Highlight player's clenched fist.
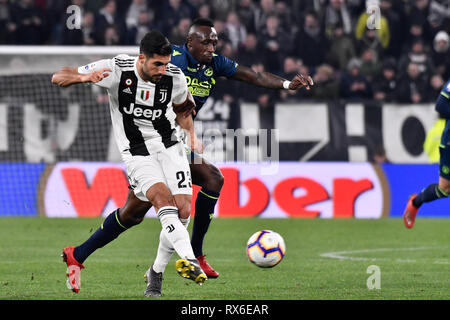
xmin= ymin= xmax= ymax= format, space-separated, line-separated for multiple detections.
xmin=289 ymin=73 xmax=314 ymax=90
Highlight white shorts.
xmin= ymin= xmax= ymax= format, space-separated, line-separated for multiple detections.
xmin=122 ymin=142 xmax=192 ymax=202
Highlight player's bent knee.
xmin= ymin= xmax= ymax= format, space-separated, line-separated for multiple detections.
xmin=146 ymin=183 xmax=175 ymax=210
xmin=204 ymin=164 xmax=224 ymax=191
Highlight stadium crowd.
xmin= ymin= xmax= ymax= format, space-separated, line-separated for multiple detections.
xmin=1 ymin=0 xmax=450 ymax=104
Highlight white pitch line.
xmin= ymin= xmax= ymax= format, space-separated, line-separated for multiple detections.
xmin=320 ymin=247 xmax=450 ymax=264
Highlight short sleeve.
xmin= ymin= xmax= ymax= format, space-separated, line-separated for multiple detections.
xmin=214 ymin=54 xmax=238 ymax=78
xmin=441 ymin=80 xmax=450 ymax=99
xmin=77 ymin=58 xmax=115 ymax=89
xmin=172 ymin=72 xmax=189 ymax=105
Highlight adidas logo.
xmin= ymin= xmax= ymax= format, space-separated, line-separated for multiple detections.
xmin=122 ymin=87 xmax=132 ymax=94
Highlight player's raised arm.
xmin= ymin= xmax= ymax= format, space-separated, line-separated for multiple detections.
xmin=51 ymin=67 xmax=112 ymax=87
xmin=231 ymin=64 xmax=314 ymax=91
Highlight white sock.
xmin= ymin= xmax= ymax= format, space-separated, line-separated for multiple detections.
xmin=157 ymin=206 xmax=195 ymax=261
xmin=153 ymin=216 xmax=191 ymax=274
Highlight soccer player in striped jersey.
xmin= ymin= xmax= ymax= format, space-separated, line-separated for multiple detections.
xmin=403 ymin=78 xmax=450 ymax=228
xmin=54 ymin=19 xmax=313 ymax=297
xmin=52 ymin=30 xmax=207 ymax=294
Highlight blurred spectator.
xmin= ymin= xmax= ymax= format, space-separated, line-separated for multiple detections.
xmin=428 ymin=73 xmax=445 ymax=101
xmin=326 ymin=21 xmax=356 ymax=71
xmin=379 ymin=0 xmax=403 ymax=57
xmin=407 ymin=0 xmax=433 ymax=43
xmin=224 ymin=11 xmax=247 ymax=51
xmin=236 ymin=0 xmax=256 ymax=33
xmin=398 ymin=39 xmax=435 ymax=80
xmin=157 ymin=0 xmax=192 ymax=35
xmin=324 ymin=0 xmax=353 ymax=37
xmin=431 ymin=30 xmax=450 ymax=78
xmin=372 ymin=58 xmax=398 ymax=102
xmin=218 ymin=41 xmax=235 ymax=59
xmin=428 ymin=0 xmax=450 ymax=33
xmin=259 ymin=14 xmax=292 ymax=74
xmin=208 ymin=0 xmax=232 ymax=20
xmin=80 ymin=11 xmax=96 ymax=45
xmin=311 ymin=64 xmax=340 ymax=101
xmin=396 ymin=62 xmax=429 ymax=103
xmin=345 ymin=0 xmax=366 ymax=20
xmin=355 ymin=0 xmax=390 ymax=53
xmin=0 ymin=0 xmax=17 ymax=44
xmin=355 ymin=27 xmax=385 ymax=59
xmin=169 ymin=17 xmax=191 ymax=45
xmin=359 ymin=48 xmax=380 ymax=81
xmin=254 ymin=0 xmax=275 ymax=32
xmin=102 ymin=25 xmax=120 ymax=46
xmin=95 ymin=0 xmax=125 ymax=44
xmin=96 ymin=0 xmax=117 ymax=31
xmin=212 ymin=18 xmax=231 ymax=49
xmin=12 ymin=0 xmax=45 ymax=44
xmin=294 ymin=10 xmax=329 ymax=72
xmin=340 ymin=58 xmax=372 ymax=100
xmin=274 ymin=1 xmax=295 ymax=33
xmin=197 ymin=3 xmax=213 ymax=20
xmin=404 ymin=22 xmax=427 ymax=52
xmin=125 ymin=10 xmax=155 ymax=45
xmin=125 ymin=0 xmax=151 ymax=30
xmin=237 ymin=33 xmax=261 ymax=66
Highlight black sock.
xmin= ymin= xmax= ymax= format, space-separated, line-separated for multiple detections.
xmin=73 ymin=209 xmax=128 ymax=264
xmin=413 ymin=183 xmax=448 ymax=208
xmin=191 ymin=189 xmax=220 ymax=257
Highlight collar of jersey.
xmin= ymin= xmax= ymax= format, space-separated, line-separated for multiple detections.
xmin=183 ymin=44 xmax=209 ymax=71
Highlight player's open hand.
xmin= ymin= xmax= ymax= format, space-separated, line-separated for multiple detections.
xmin=289 ymin=73 xmax=314 ymax=90
xmin=82 ymin=68 xmax=112 ymax=84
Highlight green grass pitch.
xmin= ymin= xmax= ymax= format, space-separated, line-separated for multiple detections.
xmin=0 ymin=217 xmax=449 ymax=300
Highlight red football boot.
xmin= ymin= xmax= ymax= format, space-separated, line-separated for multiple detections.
xmin=403 ymin=194 xmax=419 ymax=229
xmin=62 ymin=246 xmax=85 ymax=293
xmin=196 ymin=255 xmax=219 ymax=278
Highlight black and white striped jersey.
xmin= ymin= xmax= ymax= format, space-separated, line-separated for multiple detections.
xmin=78 ymin=54 xmax=188 ymax=156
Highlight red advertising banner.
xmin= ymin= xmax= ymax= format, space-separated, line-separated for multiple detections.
xmin=42 ymin=162 xmax=388 ymax=218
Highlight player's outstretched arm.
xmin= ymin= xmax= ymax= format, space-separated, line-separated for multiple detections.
xmin=231 ymin=65 xmax=314 ymax=91
xmin=51 ymin=67 xmax=112 ymax=87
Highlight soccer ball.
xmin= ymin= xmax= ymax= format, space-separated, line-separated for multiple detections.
xmin=246 ymin=230 xmax=286 ymax=268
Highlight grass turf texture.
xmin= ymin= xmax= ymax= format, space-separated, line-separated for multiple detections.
xmin=0 ymin=217 xmax=449 ymax=300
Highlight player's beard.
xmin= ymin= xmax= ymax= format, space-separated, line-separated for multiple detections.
xmin=150 ymin=74 xmax=163 ymax=83
xmin=140 ymin=65 xmax=162 ymax=83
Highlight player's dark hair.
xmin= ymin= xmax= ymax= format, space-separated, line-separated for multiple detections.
xmin=139 ymin=30 xmax=172 ymax=57
xmin=190 ymin=18 xmax=214 ymax=28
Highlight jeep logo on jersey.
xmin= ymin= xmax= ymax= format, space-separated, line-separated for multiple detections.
xmin=140 ymin=90 xmax=150 ymax=101
xmin=122 ymin=103 xmax=163 ymax=120
xmin=158 ymin=89 xmax=168 ymax=103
